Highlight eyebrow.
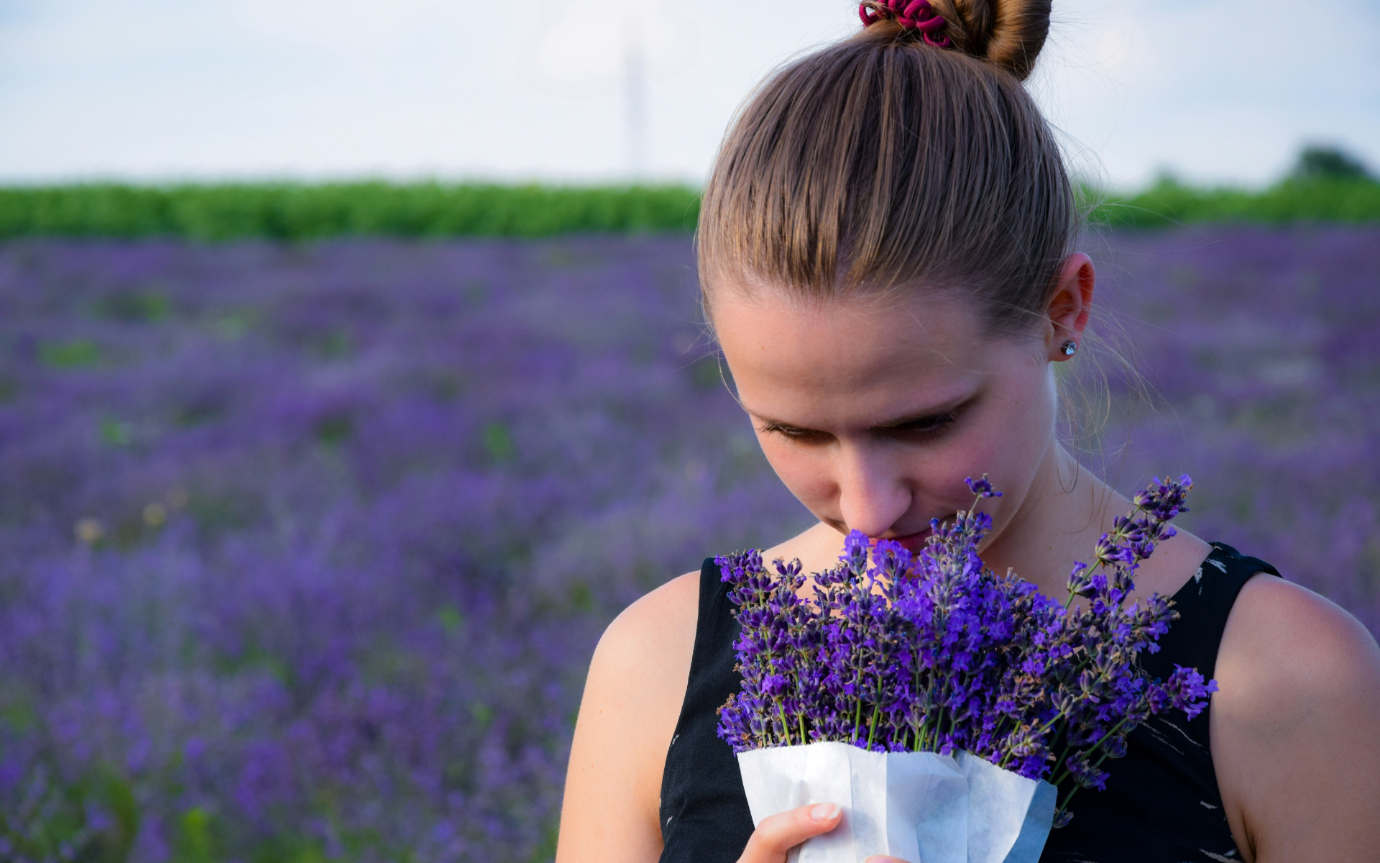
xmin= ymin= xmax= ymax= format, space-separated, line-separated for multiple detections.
xmin=749 ymin=393 xmax=975 ymax=434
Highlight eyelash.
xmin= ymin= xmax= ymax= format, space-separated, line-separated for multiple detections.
xmin=761 ymin=411 xmax=959 ymax=443
xmin=893 ymin=411 xmax=959 ymax=438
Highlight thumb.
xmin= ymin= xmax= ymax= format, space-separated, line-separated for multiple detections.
xmin=737 ymin=803 xmax=843 ymax=862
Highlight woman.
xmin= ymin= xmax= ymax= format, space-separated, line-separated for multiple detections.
xmin=556 ymin=1 xmax=1380 ymax=861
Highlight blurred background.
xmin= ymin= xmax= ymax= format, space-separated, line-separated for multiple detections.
xmin=0 ymin=1 xmax=1377 ymax=861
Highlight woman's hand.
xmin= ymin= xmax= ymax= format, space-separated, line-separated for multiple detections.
xmin=735 ymin=803 xmax=841 ymax=862
xmin=734 ymin=803 xmax=913 ymax=863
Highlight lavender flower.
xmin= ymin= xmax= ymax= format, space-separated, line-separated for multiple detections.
xmin=3 ymin=226 xmax=1373 ymax=857
xmin=965 ymin=476 xmax=1003 ymax=498
xmin=0 ymin=236 xmax=810 ymax=861
xmin=718 ymin=474 xmax=1214 ymax=826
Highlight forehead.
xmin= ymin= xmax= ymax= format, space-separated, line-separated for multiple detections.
xmin=711 ymin=287 xmax=991 ymax=425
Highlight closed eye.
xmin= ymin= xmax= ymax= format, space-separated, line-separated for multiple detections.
xmin=881 ymin=411 xmax=958 ymax=438
xmin=758 ymin=409 xmax=961 ymax=443
xmin=758 ymin=421 xmax=828 ymax=443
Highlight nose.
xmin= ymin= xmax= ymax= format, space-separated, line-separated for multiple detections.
xmin=834 ymin=442 xmax=912 ymax=538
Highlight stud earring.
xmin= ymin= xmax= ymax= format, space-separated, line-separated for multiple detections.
xmin=1061 ymin=340 xmax=1078 ymax=357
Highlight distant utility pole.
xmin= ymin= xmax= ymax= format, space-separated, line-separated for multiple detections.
xmin=624 ymin=14 xmax=648 ymax=181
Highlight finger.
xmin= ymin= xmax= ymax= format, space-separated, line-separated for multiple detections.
xmin=738 ymin=803 xmax=843 ymax=861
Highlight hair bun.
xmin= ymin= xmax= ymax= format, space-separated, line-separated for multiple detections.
xmin=858 ymin=0 xmax=1051 ymax=80
xmin=930 ymin=0 xmax=1051 ymax=80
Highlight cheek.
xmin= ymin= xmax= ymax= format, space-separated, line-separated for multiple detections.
xmin=913 ymin=429 xmax=1009 ymax=508
xmin=756 ymin=434 xmax=835 ymax=508
xmin=955 ymin=370 xmax=1057 ymax=485
xmin=918 ymin=376 xmax=1057 ymax=497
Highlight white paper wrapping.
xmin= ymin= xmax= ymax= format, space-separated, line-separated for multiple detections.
xmin=737 ymin=742 xmax=1055 ymax=863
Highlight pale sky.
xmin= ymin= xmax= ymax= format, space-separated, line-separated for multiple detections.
xmin=0 ymin=0 xmax=1376 ymax=188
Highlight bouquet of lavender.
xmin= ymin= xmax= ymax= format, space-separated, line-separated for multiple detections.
xmin=717 ymin=476 xmax=1215 ymax=863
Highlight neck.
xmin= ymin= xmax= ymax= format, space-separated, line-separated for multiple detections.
xmin=979 ymin=444 xmax=1127 ymax=600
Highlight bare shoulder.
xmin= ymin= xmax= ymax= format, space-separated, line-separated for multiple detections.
xmin=555 ymin=570 xmax=701 ymax=863
xmin=557 ymin=526 xmax=834 ymax=863
xmin=1212 ymin=573 xmax=1380 ymax=862
xmin=577 ymin=569 xmax=703 ymax=747
xmin=1217 ymin=575 xmax=1380 ymax=716
xmin=599 ymin=568 xmax=702 ymax=678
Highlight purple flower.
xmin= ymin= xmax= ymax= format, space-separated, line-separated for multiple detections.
xmin=965 ymin=475 xmax=1003 ymax=498
xmin=719 ymin=474 xmax=1213 ymax=829
xmin=1133 ymin=474 xmax=1193 ymax=523
xmin=5 ymin=228 xmax=1376 ymax=856
xmin=1154 ymin=665 xmax=1217 ymax=722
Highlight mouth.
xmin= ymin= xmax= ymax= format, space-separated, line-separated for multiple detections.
xmin=886 ymin=527 xmax=934 ymax=554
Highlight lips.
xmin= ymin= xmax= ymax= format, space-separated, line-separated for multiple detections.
xmin=886 ymin=526 xmax=934 ymax=554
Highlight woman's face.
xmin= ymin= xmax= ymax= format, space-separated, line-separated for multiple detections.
xmin=712 ymin=286 xmax=1061 ymax=554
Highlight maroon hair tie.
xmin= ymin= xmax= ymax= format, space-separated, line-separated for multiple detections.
xmin=859 ymin=0 xmax=953 ymax=48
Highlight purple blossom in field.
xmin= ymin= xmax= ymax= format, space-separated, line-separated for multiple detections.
xmin=0 ymin=224 xmax=1376 ymax=856
xmin=1080 ymin=226 xmax=1380 ymax=634
xmin=0 ymin=238 xmax=808 ymax=861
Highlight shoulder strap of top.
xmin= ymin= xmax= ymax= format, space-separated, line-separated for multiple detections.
xmin=1140 ymin=542 xmax=1281 ymax=684
xmin=687 ymin=556 xmax=740 ymax=708
xmin=657 ymin=559 xmax=755 ymax=857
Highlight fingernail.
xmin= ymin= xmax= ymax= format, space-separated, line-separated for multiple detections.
xmin=810 ymin=803 xmax=841 ymax=822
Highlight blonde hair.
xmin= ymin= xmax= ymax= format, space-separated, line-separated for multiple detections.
xmin=697 ymin=1 xmax=1075 ymax=337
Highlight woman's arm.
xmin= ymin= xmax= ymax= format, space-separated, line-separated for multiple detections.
xmin=555 ymin=571 xmax=701 ymax=863
xmin=556 ymin=531 xmax=853 ymax=863
xmin=1213 ymin=575 xmax=1380 ymax=862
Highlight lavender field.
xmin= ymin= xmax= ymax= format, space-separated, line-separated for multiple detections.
xmin=0 ymin=227 xmax=1376 ymax=861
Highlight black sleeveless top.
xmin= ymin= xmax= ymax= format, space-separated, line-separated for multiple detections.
xmin=658 ymin=542 xmax=1280 ymax=863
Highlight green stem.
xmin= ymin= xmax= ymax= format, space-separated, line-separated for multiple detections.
xmin=778 ymin=703 xmax=793 ymax=747
xmin=1055 ymin=783 xmax=1080 ymax=820
xmin=1049 ymin=716 xmax=1131 ymax=787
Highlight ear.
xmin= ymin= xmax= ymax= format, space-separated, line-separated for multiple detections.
xmin=1044 ymin=253 xmax=1095 ymax=361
